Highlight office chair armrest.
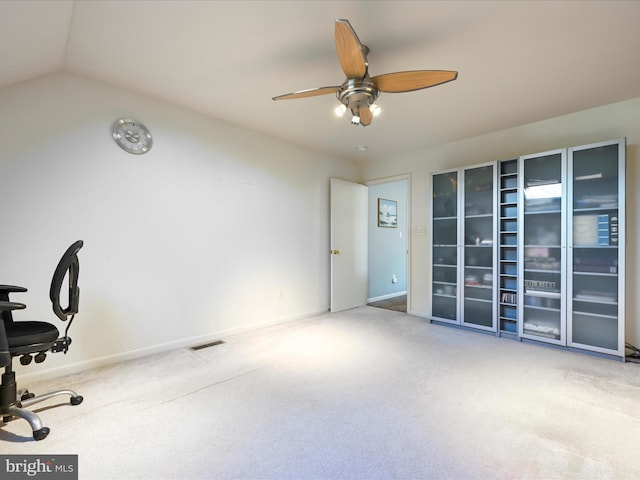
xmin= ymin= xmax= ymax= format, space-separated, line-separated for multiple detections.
xmin=0 ymin=300 xmax=26 ymax=311
xmin=0 ymin=285 xmax=27 ymax=303
xmin=0 ymin=285 xmax=28 ymax=293
xmin=0 ymin=301 xmax=24 ymax=368
xmin=0 ymin=285 xmax=27 ymax=301
xmin=1 ymin=301 xmax=25 ymax=367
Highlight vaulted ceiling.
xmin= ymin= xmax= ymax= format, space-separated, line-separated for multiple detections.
xmin=2 ymin=0 xmax=640 ymax=162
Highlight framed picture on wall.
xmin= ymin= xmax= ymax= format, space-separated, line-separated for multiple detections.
xmin=378 ymin=198 xmax=397 ymax=228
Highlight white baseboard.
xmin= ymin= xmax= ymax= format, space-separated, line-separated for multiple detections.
xmin=19 ymin=307 xmax=329 ymax=383
xmin=367 ymin=291 xmax=407 ymax=304
xmin=408 ymin=309 xmax=429 ymax=319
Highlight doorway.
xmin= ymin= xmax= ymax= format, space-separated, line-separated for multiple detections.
xmin=366 ymin=176 xmax=410 ymax=313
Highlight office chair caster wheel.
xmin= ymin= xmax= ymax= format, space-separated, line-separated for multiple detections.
xmin=70 ymin=395 xmax=83 ymax=406
xmin=33 ymin=427 xmax=50 ymax=441
xmin=20 ymin=354 xmax=33 ymax=366
xmin=34 ymin=352 xmax=47 ymax=363
xmin=21 ymin=391 xmax=35 ymax=401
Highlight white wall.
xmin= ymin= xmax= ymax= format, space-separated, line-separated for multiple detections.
xmin=361 ymin=97 xmax=640 ymax=348
xmin=0 ymin=72 xmax=359 ymax=379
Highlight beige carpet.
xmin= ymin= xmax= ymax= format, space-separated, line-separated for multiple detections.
xmin=2 ymin=306 xmax=640 ymax=479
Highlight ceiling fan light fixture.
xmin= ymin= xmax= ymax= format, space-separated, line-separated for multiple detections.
xmin=334 ymin=104 xmax=347 ymax=116
xmin=369 ymin=103 xmax=381 ymax=116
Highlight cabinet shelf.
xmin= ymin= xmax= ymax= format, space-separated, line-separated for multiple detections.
xmin=523 ymin=209 xmax=561 ymax=215
xmin=573 ymin=295 xmax=616 ymax=303
xmin=465 ymin=297 xmax=492 ymax=304
xmin=523 ymin=328 xmax=559 ymax=340
xmin=573 ymin=271 xmax=617 ymax=277
xmin=433 ymin=293 xmax=456 ymax=299
xmin=572 ymin=311 xmax=617 ymax=319
xmin=524 ymin=290 xmax=561 ymax=298
xmin=498 ymin=159 xmax=519 ymax=337
xmin=524 ymin=305 xmax=560 ymax=313
xmin=574 ymin=206 xmax=618 ymax=213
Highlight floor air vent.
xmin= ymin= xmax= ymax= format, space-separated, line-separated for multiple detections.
xmin=191 ymin=340 xmax=226 ymax=351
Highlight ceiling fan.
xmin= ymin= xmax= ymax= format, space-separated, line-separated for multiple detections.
xmin=272 ymin=19 xmax=458 ymax=126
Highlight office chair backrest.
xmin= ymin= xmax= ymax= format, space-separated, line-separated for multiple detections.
xmin=50 ymin=240 xmax=83 ymax=322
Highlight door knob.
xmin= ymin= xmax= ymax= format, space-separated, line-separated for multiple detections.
xmin=331 ymin=249 xmax=341 ymax=255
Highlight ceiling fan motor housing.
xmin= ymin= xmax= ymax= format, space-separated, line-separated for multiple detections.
xmin=338 ymin=78 xmax=379 ymax=120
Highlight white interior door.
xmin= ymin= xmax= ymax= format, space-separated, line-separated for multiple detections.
xmin=330 ymin=178 xmax=368 ymax=312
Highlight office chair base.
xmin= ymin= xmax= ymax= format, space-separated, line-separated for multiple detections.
xmin=21 ymin=389 xmax=84 ymax=409
xmin=1 ymin=371 xmax=83 ymax=441
xmin=2 ymin=405 xmax=50 ymax=440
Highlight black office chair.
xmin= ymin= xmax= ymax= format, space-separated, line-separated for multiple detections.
xmin=0 ymin=240 xmax=84 ymax=441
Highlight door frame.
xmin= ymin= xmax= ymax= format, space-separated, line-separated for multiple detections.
xmin=365 ymin=173 xmax=412 ymax=313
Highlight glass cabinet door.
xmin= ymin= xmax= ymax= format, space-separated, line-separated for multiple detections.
xmin=461 ymin=164 xmax=496 ymax=330
xmin=431 ymin=171 xmax=458 ymax=322
xmin=568 ymin=139 xmax=625 ymax=355
xmin=519 ymin=150 xmax=566 ymax=344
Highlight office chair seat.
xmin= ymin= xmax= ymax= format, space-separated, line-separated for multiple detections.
xmin=5 ymin=322 xmax=59 ymax=349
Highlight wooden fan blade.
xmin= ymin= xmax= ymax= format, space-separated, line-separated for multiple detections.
xmin=372 ymin=70 xmax=458 ymax=93
xmin=359 ymin=106 xmax=373 ymax=126
xmin=335 ymin=19 xmax=367 ymax=79
xmin=272 ymin=86 xmax=341 ymax=101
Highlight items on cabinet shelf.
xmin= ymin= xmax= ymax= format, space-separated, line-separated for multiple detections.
xmin=573 ymin=254 xmax=618 ymax=274
xmin=573 ymin=213 xmax=619 ymax=246
xmin=524 ymin=247 xmax=560 ymax=271
xmin=573 ymin=291 xmax=617 ymax=303
xmin=500 ymin=292 xmax=517 ymax=304
xmin=573 ymin=194 xmax=618 ymax=209
xmin=523 ymin=322 xmax=560 ymax=338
